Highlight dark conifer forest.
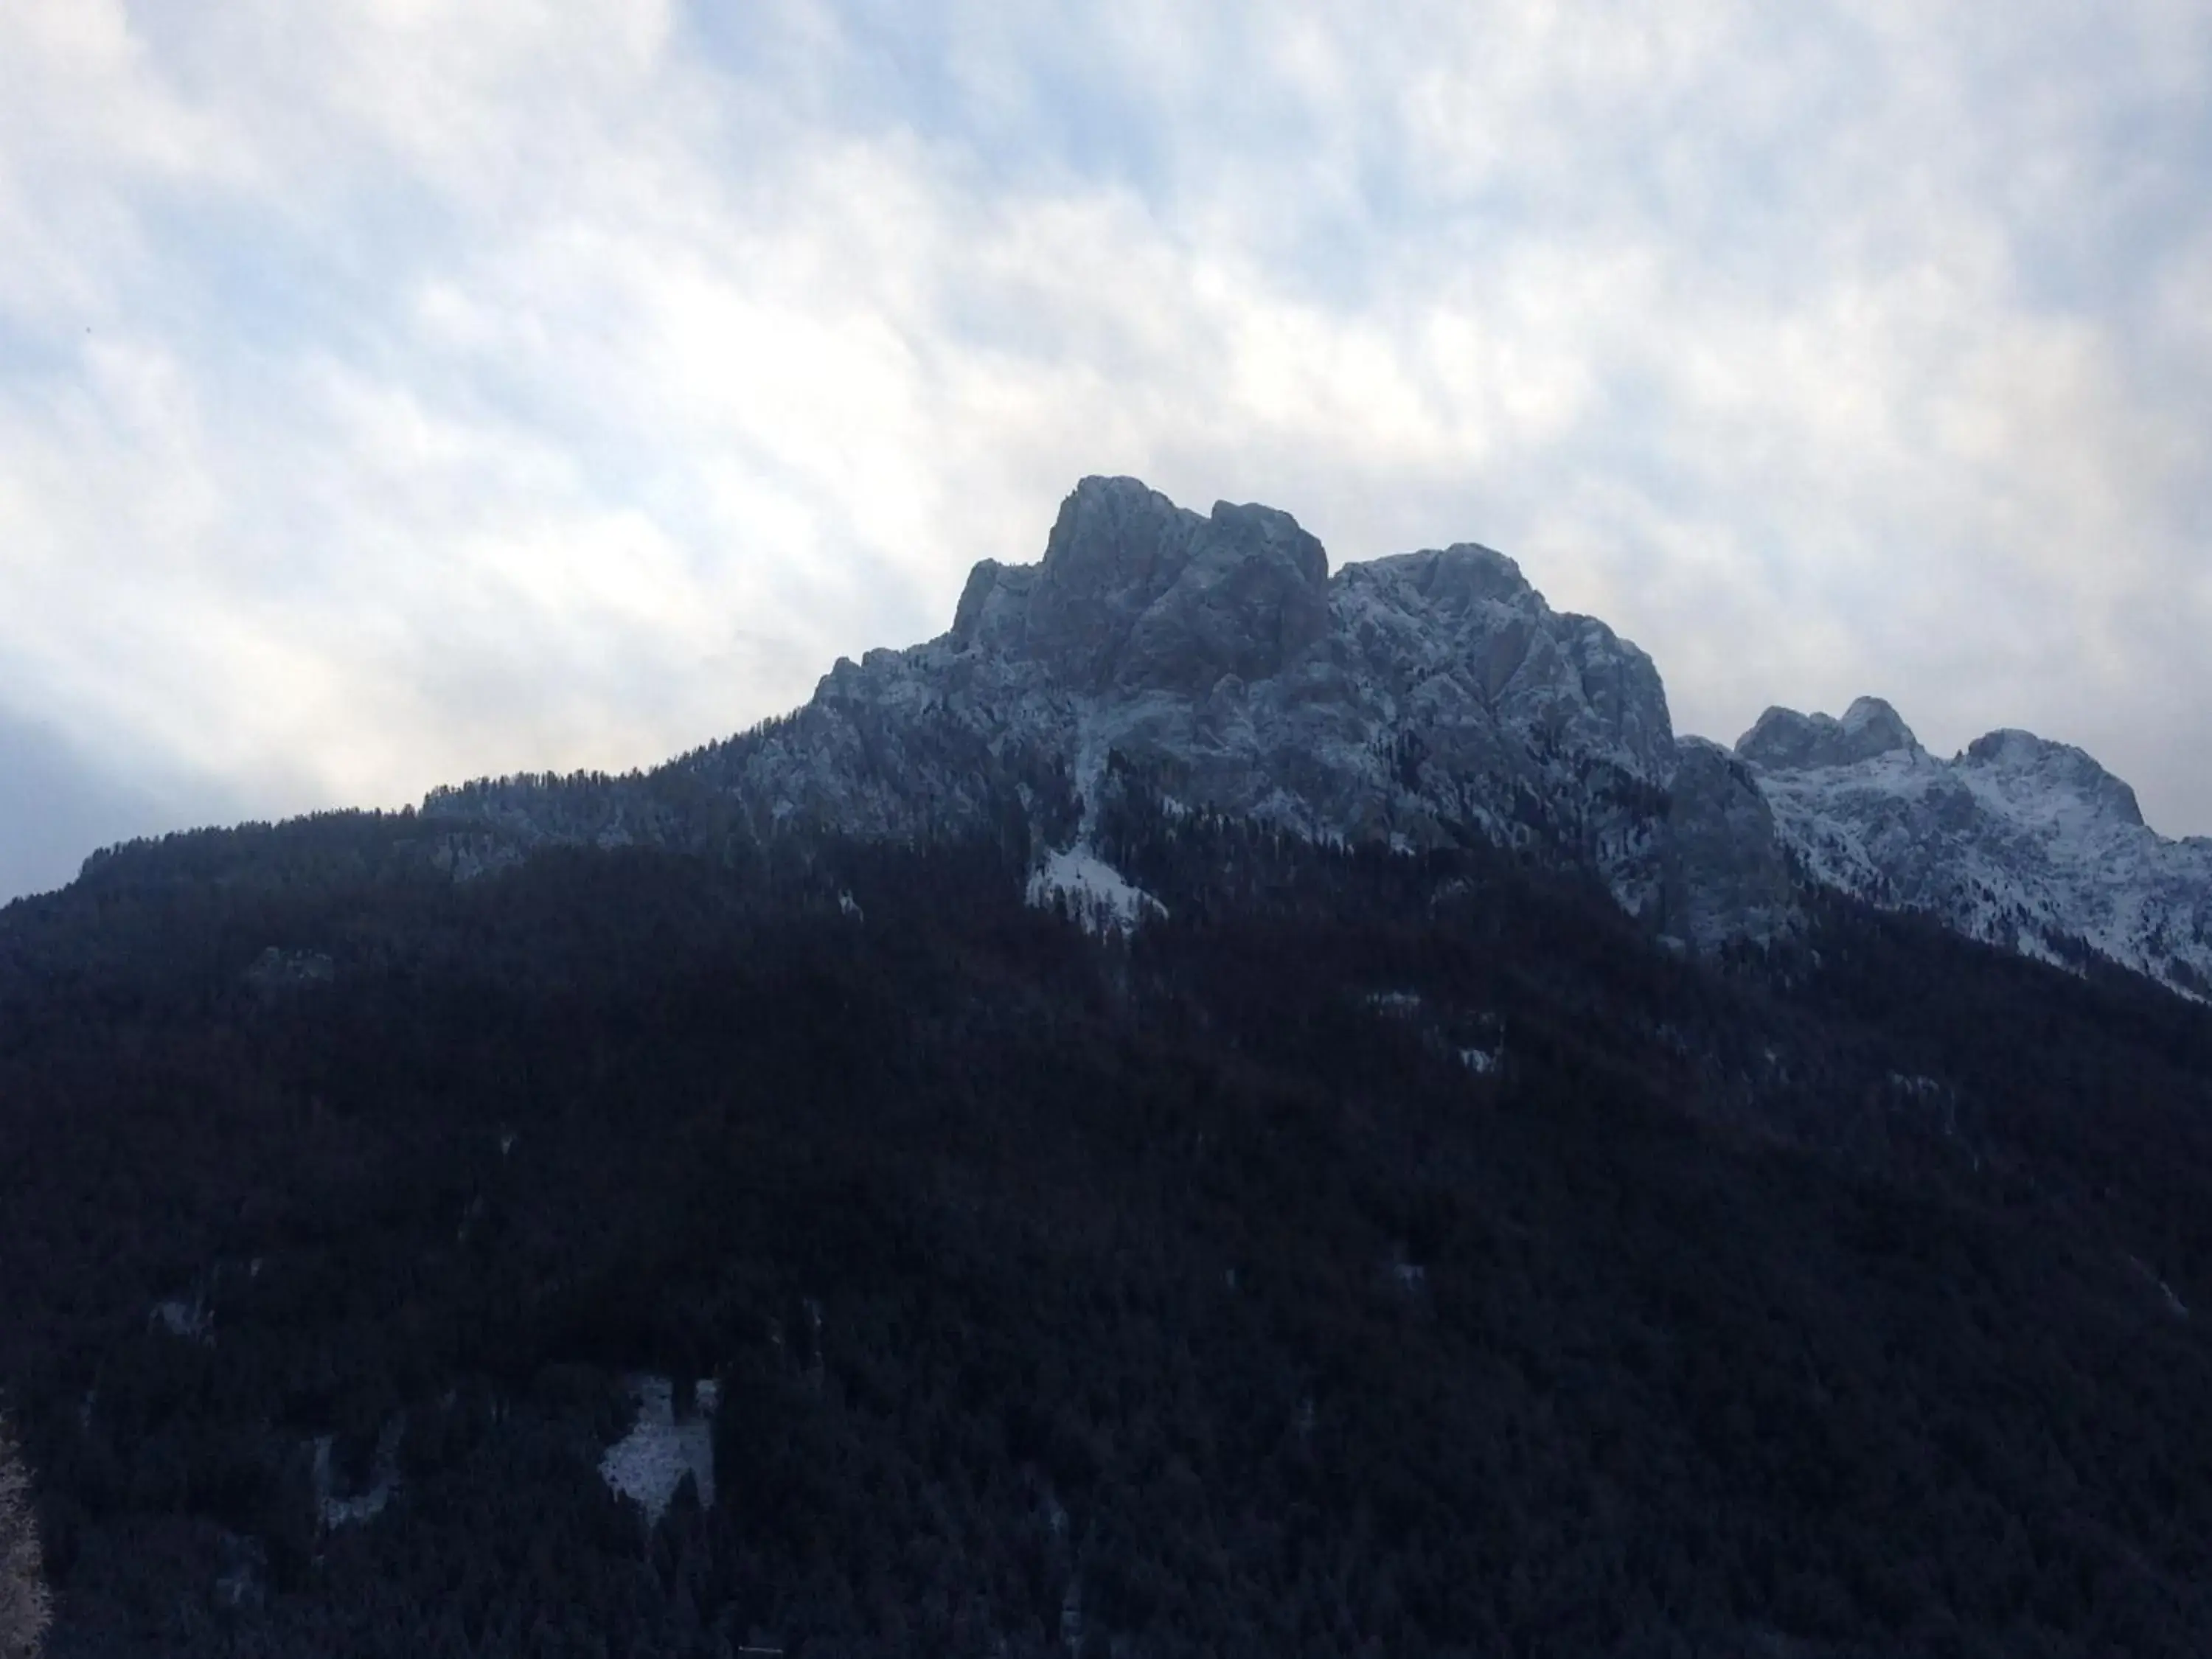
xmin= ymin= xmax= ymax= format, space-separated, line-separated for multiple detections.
xmin=4 ymin=784 xmax=2212 ymax=1656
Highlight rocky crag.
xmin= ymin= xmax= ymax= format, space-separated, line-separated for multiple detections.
xmin=424 ymin=476 xmax=2211 ymax=997
xmin=1738 ymin=697 xmax=2212 ymax=995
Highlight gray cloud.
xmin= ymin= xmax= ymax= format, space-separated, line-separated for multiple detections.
xmin=1 ymin=0 xmax=2209 ymax=902
xmin=0 ymin=700 xmax=244 ymax=903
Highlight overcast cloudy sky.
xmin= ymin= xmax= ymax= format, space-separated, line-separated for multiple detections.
xmin=3 ymin=1 xmax=2208 ymax=901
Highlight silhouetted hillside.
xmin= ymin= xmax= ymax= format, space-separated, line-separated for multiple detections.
xmin=4 ymin=791 xmax=2212 ymax=1657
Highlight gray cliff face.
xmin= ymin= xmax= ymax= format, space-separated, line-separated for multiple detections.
xmin=784 ymin=478 xmax=1678 ymax=911
xmin=951 ymin=482 xmax=1332 ymax=697
xmin=422 ymin=476 xmax=2210 ymax=998
xmin=1738 ymin=697 xmax=1923 ymax=771
xmin=1660 ymin=740 xmax=1795 ymax=953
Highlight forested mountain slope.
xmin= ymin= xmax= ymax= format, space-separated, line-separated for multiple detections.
xmin=5 ymin=784 xmax=2212 ymax=1657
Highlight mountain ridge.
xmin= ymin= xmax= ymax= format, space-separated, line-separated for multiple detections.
xmin=1735 ymin=696 xmax=2212 ymax=996
xmin=410 ymin=476 xmax=2208 ymax=999
xmin=422 ymin=476 xmax=1677 ymax=914
xmin=55 ymin=475 xmax=2199 ymax=999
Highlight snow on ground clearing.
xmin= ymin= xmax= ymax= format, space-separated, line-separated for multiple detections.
xmin=599 ymin=1374 xmax=717 ymax=1525
xmin=315 ymin=1416 xmax=404 ymax=1530
xmin=1026 ymin=845 xmax=1164 ymax=935
xmin=153 ymin=1295 xmax=212 ymax=1342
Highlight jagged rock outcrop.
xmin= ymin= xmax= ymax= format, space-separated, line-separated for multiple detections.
xmin=1660 ymin=740 xmax=1795 ymax=953
xmin=950 ymin=485 xmax=1331 ymax=695
xmin=1738 ymin=696 xmax=1923 ymax=771
xmin=664 ymin=477 xmax=1680 ymax=912
xmin=1741 ymin=702 xmax=2212 ymax=996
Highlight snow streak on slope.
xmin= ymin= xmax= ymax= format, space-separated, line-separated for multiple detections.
xmin=1027 ymin=844 xmax=1165 ymax=935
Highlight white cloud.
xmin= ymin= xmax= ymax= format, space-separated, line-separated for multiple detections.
xmin=2 ymin=0 xmax=2210 ymax=902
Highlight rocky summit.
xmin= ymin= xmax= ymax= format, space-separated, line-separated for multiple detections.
xmin=426 ymin=476 xmax=2212 ymax=999
xmin=1739 ymin=699 xmax=2212 ymax=996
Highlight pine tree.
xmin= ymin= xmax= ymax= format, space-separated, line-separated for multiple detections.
xmin=0 ymin=1415 xmax=49 ymax=1659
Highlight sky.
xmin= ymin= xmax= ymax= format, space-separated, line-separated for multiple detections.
xmin=3 ymin=1 xmax=2209 ymax=902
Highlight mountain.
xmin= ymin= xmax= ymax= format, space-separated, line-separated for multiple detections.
xmin=10 ymin=742 xmax=2212 ymax=1657
xmin=1736 ymin=697 xmax=2212 ymax=997
xmin=429 ymin=476 xmax=1679 ymax=919
xmin=11 ymin=476 xmax=2212 ymax=1657
xmin=420 ymin=476 xmax=2205 ymax=998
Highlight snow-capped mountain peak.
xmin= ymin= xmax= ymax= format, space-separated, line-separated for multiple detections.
xmin=949 ymin=476 xmax=1332 ymax=697
xmin=420 ymin=479 xmax=2208 ymax=1001
xmin=636 ymin=476 xmax=1682 ymax=912
xmin=1958 ymin=728 xmax=2146 ymax=832
xmin=1737 ymin=695 xmax=1925 ymax=771
xmin=1736 ymin=700 xmax=2210 ymax=998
